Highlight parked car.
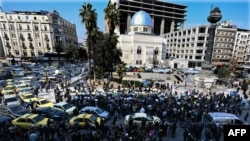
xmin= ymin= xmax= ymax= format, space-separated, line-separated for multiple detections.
xmin=2 ymin=94 xmax=20 ymax=106
xmin=0 ymin=115 xmax=14 ymax=126
xmin=184 ymin=68 xmax=200 ymax=74
xmin=31 ymin=107 xmax=67 ymax=121
xmin=0 ymin=104 xmax=30 ymax=118
xmin=152 ymin=67 xmax=172 ymax=74
xmin=53 ymin=102 xmax=77 ymax=116
xmin=79 ymin=106 xmax=110 ymax=119
xmin=33 ymin=98 xmax=54 ymax=107
xmin=124 ymin=113 xmax=161 ymax=126
xmin=12 ymin=113 xmax=49 ymax=129
xmin=19 ymin=93 xmax=38 ymax=103
xmin=69 ymin=113 xmax=102 ymax=129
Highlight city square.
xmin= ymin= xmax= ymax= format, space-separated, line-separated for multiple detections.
xmin=0 ymin=0 xmax=250 ymax=141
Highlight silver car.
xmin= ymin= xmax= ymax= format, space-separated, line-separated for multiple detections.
xmin=125 ymin=113 xmax=161 ymax=126
xmin=79 ymin=106 xmax=110 ymax=119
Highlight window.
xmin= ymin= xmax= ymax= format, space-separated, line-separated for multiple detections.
xmin=35 ymin=33 xmax=39 ymax=38
xmin=9 ymin=24 xmax=15 ymax=30
xmin=44 ymin=25 xmax=47 ymax=31
xmin=34 ymin=25 xmax=39 ymax=31
xmin=143 ymin=27 xmax=148 ymax=32
xmin=137 ymin=46 xmax=141 ymax=54
xmin=23 ymin=51 xmax=27 ymax=56
xmin=15 ymin=50 xmax=20 ymax=55
xmin=9 ymin=16 xmax=12 ymax=20
xmin=134 ymin=27 xmax=138 ymax=32
xmin=11 ymin=33 xmax=16 ymax=38
xmin=26 ymin=16 xmax=29 ymax=20
xmin=3 ymin=23 xmax=6 ymax=29
xmin=34 ymin=17 xmax=37 ymax=20
xmin=27 ymin=25 xmax=30 ymax=30
xmin=136 ymin=60 xmax=142 ymax=65
xmin=18 ymin=16 xmax=20 ymax=20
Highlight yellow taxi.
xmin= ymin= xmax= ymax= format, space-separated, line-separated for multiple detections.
xmin=2 ymin=90 xmax=16 ymax=95
xmin=1 ymin=85 xmax=15 ymax=94
xmin=19 ymin=93 xmax=38 ymax=103
xmin=34 ymin=98 xmax=54 ymax=107
xmin=69 ymin=113 xmax=101 ymax=129
xmin=15 ymin=84 xmax=28 ymax=92
xmin=12 ymin=113 xmax=49 ymax=129
xmin=6 ymin=79 xmax=14 ymax=85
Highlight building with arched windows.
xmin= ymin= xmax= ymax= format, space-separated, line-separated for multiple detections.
xmin=118 ymin=10 xmax=166 ymax=67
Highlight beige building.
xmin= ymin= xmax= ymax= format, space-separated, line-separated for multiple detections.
xmin=234 ymin=28 xmax=250 ymax=67
xmin=163 ymin=25 xmax=209 ymax=69
xmin=118 ymin=10 xmax=166 ymax=67
xmin=212 ymin=21 xmax=237 ymax=66
xmin=0 ymin=10 xmax=78 ymax=58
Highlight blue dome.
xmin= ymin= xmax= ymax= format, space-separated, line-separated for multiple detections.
xmin=130 ymin=10 xmax=152 ymax=27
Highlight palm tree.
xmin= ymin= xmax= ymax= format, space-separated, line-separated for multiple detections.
xmin=54 ymin=43 xmax=63 ymax=62
xmin=79 ymin=3 xmax=98 ymax=89
xmin=104 ymin=1 xmax=120 ymax=77
xmin=116 ymin=62 xmax=126 ymax=83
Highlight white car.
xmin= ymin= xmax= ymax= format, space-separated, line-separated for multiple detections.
xmin=53 ymin=102 xmax=77 ymax=116
xmin=124 ymin=113 xmax=161 ymax=126
xmin=79 ymin=106 xmax=110 ymax=119
xmin=184 ymin=68 xmax=199 ymax=74
xmin=152 ymin=67 xmax=172 ymax=74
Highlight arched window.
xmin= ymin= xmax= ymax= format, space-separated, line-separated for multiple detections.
xmin=154 ymin=47 xmax=159 ymax=55
xmin=137 ymin=46 xmax=141 ymax=54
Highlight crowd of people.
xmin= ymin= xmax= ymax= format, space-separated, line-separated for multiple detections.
xmin=0 ymin=74 xmax=249 ymax=141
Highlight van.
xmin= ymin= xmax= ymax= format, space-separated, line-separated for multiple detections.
xmin=206 ymin=112 xmax=247 ymax=126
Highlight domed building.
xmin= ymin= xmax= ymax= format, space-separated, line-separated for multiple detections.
xmin=118 ymin=10 xmax=166 ymax=67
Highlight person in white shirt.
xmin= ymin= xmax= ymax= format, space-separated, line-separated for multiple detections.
xmin=140 ymin=106 xmax=145 ymax=113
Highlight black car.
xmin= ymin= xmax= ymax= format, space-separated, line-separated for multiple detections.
xmin=0 ymin=104 xmax=30 ymax=118
xmin=31 ymin=107 xmax=67 ymax=121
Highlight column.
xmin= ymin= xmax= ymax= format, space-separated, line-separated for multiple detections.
xmin=160 ymin=18 xmax=165 ymax=35
xmin=180 ymin=21 xmax=184 ymax=30
xmin=151 ymin=16 xmax=154 ymax=33
xmin=170 ymin=19 xmax=175 ymax=33
xmin=126 ymin=13 xmax=131 ymax=33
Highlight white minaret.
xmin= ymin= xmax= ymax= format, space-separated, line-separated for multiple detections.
xmin=110 ymin=0 xmax=120 ymax=35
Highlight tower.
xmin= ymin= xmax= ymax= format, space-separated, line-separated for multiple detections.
xmin=204 ymin=7 xmax=222 ymax=68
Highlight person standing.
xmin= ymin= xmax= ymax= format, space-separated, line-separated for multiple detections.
xmin=29 ymin=130 xmax=38 ymax=141
xmin=244 ymin=112 xmax=249 ymax=122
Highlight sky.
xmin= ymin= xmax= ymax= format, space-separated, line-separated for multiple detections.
xmin=1 ymin=0 xmax=249 ymax=43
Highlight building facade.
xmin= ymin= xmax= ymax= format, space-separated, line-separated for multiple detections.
xmin=118 ymin=10 xmax=166 ymax=67
xmin=163 ymin=25 xmax=209 ymax=69
xmin=212 ymin=21 xmax=237 ymax=66
xmin=233 ymin=28 xmax=250 ymax=67
xmin=0 ymin=10 xmax=78 ymax=58
xmin=106 ymin=0 xmax=187 ymax=35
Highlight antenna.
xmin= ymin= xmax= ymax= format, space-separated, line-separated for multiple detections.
xmin=210 ymin=4 xmax=213 ymax=12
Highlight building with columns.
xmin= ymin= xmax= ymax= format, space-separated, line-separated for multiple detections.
xmin=118 ymin=10 xmax=166 ymax=67
xmin=106 ymin=0 xmax=187 ymax=35
xmin=0 ymin=10 xmax=78 ymax=58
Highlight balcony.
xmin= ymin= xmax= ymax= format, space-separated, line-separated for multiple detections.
xmin=20 ymin=36 xmax=25 ymax=41
xmin=4 ymin=35 xmax=9 ymax=40
xmin=47 ymin=46 xmax=51 ymax=50
xmin=6 ymin=43 xmax=11 ymax=49
xmin=28 ymin=36 xmax=33 ymax=41
xmin=29 ymin=44 xmax=34 ymax=50
xmin=45 ymin=37 xmax=49 ymax=42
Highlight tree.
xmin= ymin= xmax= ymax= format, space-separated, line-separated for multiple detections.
xmin=217 ymin=66 xmax=231 ymax=78
xmin=104 ymin=1 xmax=121 ymax=77
xmin=54 ymin=43 xmax=63 ymax=62
xmin=79 ymin=2 xmax=98 ymax=88
xmin=66 ymin=45 xmax=74 ymax=63
xmin=116 ymin=62 xmax=126 ymax=83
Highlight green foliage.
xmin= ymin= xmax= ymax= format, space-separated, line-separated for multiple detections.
xmin=217 ymin=66 xmax=231 ymax=78
xmin=121 ymin=80 xmax=142 ymax=88
xmin=116 ymin=63 xmax=126 ymax=83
